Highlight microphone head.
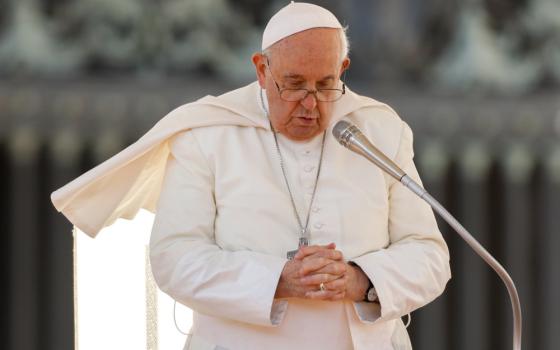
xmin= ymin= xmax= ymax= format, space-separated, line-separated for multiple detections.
xmin=332 ymin=120 xmax=361 ymax=147
xmin=332 ymin=120 xmax=351 ymax=140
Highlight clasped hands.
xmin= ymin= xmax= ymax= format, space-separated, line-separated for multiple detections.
xmin=275 ymin=243 xmax=370 ymax=302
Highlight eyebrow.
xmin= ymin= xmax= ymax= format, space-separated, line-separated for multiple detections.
xmin=283 ymin=73 xmax=336 ymax=82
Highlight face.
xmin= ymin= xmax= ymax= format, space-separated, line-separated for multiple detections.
xmin=252 ymin=28 xmax=350 ymax=141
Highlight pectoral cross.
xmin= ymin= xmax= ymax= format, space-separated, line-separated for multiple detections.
xmin=287 ymin=236 xmax=309 ymax=260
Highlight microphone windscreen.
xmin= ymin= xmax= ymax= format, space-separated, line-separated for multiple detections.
xmin=332 ymin=120 xmax=353 ymax=141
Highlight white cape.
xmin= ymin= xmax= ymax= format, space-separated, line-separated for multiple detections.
xmin=51 ymin=81 xmax=384 ymax=237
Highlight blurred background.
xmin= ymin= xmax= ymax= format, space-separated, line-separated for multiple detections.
xmin=1 ymin=0 xmax=559 ymax=349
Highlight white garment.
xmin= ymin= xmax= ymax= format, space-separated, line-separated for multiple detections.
xmin=50 ymin=82 xmax=389 ymax=236
xmin=149 ymin=90 xmax=450 ymax=349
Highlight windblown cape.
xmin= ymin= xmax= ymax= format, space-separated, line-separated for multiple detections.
xmin=51 ymin=82 xmax=384 ymax=237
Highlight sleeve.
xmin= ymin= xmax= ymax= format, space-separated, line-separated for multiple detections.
xmin=350 ymin=121 xmax=451 ymax=323
xmin=149 ymin=131 xmax=288 ymax=327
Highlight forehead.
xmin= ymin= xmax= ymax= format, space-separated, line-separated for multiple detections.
xmin=268 ymin=28 xmax=341 ymax=78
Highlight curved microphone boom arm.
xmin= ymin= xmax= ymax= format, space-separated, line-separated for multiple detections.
xmin=333 ymin=120 xmax=522 ymax=350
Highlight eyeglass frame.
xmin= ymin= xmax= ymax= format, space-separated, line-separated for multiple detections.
xmin=264 ymin=56 xmax=346 ymax=102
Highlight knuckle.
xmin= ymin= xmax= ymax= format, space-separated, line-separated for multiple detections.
xmin=333 ymin=264 xmax=343 ymax=274
xmin=334 ymin=279 xmax=345 ymax=288
xmin=330 ymin=281 xmax=342 ymax=290
xmin=327 ymin=280 xmax=339 ymax=289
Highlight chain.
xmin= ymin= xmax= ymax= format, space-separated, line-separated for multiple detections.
xmin=260 ymin=88 xmax=325 ymax=242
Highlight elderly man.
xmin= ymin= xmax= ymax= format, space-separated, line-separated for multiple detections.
xmin=51 ymin=2 xmax=450 ymax=350
xmin=148 ymin=2 xmax=450 ymax=350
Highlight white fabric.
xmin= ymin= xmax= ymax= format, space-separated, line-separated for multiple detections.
xmin=50 ymin=82 xmax=382 ymax=237
xmin=149 ymin=88 xmax=450 ymax=349
xmin=262 ymin=2 xmax=342 ymax=50
xmin=50 ymin=81 xmax=450 ymax=348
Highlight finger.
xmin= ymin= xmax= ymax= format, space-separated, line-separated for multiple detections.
xmin=305 ymin=248 xmax=344 ymax=262
xmin=306 ymin=261 xmax=347 ymax=277
xmin=299 ymin=264 xmax=347 ymax=285
xmin=298 ymin=256 xmax=335 ymax=276
xmin=300 ymin=272 xmax=342 ymax=286
xmin=294 ymin=243 xmax=336 ymax=260
xmin=300 ymin=276 xmax=348 ymax=299
xmin=293 ymin=243 xmax=336 ymax=260
xmin=299 ymin=249 xmax=343 ymax=271
xmin=324 ymin=275 xmax=348 ymax=291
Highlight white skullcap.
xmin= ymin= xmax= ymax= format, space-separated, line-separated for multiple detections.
xmin=262 ymin=1 xmax=343 ymax=51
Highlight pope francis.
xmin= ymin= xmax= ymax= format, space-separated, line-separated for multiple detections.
xmin=51 ymin=2 xmax=451 ymax=350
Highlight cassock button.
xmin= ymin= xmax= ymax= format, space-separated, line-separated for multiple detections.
xmin=302 ymin=150 xmax=311 ymax=156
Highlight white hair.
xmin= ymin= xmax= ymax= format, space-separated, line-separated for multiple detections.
xmin=339 ymin=26 xmax=350 ymax=61
xmin=263 ymin=27 xmax=350 ymax=63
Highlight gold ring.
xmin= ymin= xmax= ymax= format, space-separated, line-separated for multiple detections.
xmin=319 ymin=282 xmax=326 ymax=292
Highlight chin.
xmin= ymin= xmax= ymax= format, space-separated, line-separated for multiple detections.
xmin=286 ymin=127 xmax=322 ymax=141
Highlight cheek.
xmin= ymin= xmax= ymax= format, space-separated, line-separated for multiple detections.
xmin=276 ymin=103 xmax=299 ymax=123
xmin=318 ymin=104 xmax=333 ymax=124
xmin=268 ymin=100 xmax=297 ymax=127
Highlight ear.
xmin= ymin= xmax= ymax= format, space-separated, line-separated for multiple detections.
xmin=252 ymin=53 xmax=267 ymax=89
xmin=339 ymin=57 xmax=351 ymax=76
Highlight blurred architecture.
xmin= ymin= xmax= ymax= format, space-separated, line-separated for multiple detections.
xmin=1 ymin=1 xmax=559 ymax=350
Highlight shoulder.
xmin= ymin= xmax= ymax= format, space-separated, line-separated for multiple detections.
xmin=170 ymin=124 xmax=267 ymax=161
xmin=343 ymin=96 xmax=412 ymax=160
xmin=152 ymin=82 xmax=266 ymax=141
xmin=339 ymin=87 xmax=410 ymax=141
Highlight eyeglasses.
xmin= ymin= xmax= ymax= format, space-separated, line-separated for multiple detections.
xmin=265 ymin=58 xmax=346 ymax=102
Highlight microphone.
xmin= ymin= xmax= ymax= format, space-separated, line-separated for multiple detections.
xmin=332 ymin=120 xmax=406 ymax=181
xmin=332 ymin=120 xmax=427 ymax=198
xmin=332 ymin=120 xmax=522 ymax=350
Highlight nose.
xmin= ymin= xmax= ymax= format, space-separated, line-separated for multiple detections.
xmin=300 ymin=91 xmax=318 ymax=111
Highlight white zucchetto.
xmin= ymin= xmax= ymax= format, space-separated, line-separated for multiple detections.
xmin=261 ymin=1 xmax=343 ymax=51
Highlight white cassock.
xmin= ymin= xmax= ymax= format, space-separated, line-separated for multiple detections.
xmin=52 ymin=82 xmax=450 ymax=350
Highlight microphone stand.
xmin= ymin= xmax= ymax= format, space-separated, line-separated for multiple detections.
xmin=334 ymin=121 xmax=522 ymax=350
xmin=401 ymin=175 xmax=522 ymax=350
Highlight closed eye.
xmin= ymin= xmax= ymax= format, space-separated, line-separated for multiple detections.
xmin=283 ymin=79 xmax=305 ymax=89
xmin=285 ymin=83 xmax=305 ymax=89
xmin=318 ymin=77 xmax=336 ymax=89
xmin=282 ymin=76 xmax=336 ymax=89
